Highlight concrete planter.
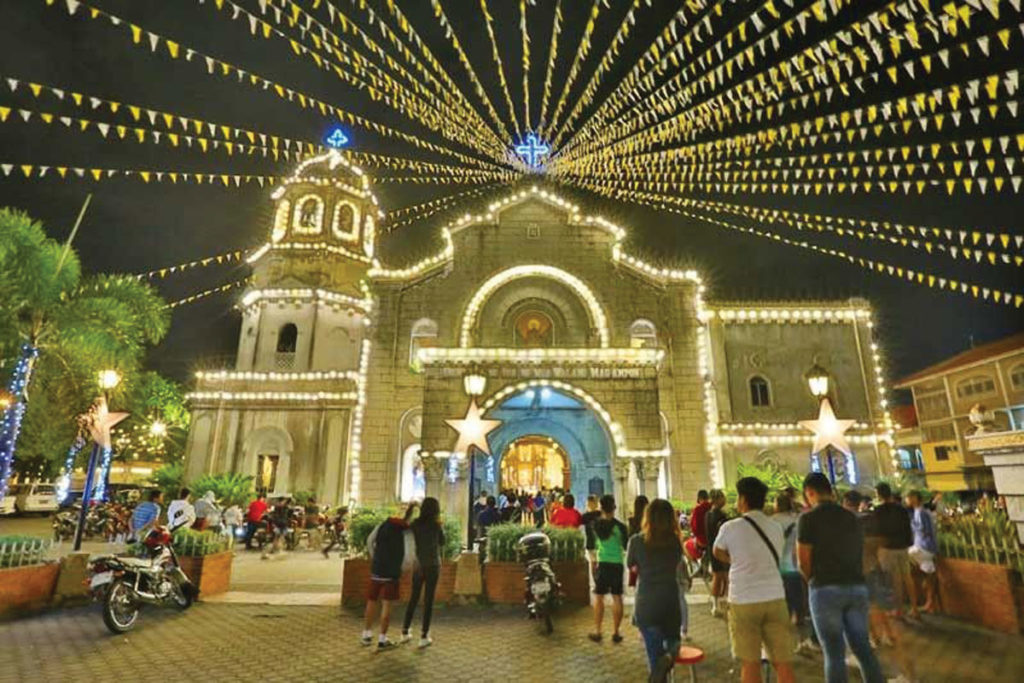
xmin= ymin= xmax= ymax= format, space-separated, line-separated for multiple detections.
xmin=177 ymin=550 xmax=234 ymax=599
xmin=484 ymin=560 xmax=589 ymax=605
xmin=0 ymin=563 xmax=59 ymax=617
xmin=340 ymin=557 xmax=458 ymax=606
xmin=937 ymin=557 xmax=1023 ymax=634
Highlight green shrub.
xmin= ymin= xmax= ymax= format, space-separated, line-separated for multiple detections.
xmin=151 ymin=462 xmax=185 ymax=501
xmin=172 ymin=528 xmax=229 ymax=556
xmin=485 ymin=523 xmax=585 ymax=562
xmin=348 ymin=507 xmax=464 ymax=562
xmin=736 ymin=461 xmax=805 ymax=492
xmin=189 ymin=472 xmax=254 ymax=508
xmin=292 ymin=490 xmax=316 ymax=506
xmin=0 ymin=535 xmax=50 ymax=567
xmin=441 ymin=517 xmax=463 ymax=561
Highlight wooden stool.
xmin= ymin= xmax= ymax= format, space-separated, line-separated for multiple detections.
xmin=672 ymin=645 xmax=705 ymax=682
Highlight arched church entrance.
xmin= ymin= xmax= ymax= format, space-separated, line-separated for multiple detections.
xmin=472 ymin=385 xmax=614 ymax=508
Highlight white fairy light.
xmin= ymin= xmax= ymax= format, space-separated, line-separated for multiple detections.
xmin=418 ymin=347 xmax=663 ymax=365
xmin=186 ymin=391 xmax=357 ymax=402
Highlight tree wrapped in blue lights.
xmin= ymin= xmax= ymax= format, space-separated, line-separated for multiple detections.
xmin=55 ymin=436 xmax=86 ymax=505
xmin=0 ymin=344 xmax=39 ymax=505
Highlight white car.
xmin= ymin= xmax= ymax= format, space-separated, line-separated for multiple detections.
xmin=0 ymin=494 xmax=15 ymax=516
xmin=11 ymin=482 xmax=59 ymax=514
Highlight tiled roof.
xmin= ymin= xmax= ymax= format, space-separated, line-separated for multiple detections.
xmin=894 ymin=331 xmax=1024 ymax=387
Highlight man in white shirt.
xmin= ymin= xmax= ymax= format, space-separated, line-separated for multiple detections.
xmin=167 ymin=488 xmax=197 ymax=532
xmin=714 ymin=477 xmax=796 ymax=683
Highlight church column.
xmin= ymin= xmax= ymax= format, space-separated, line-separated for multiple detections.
xmin=421 ymin=452 xmax=446 ymax=500
xmin=635 ymin=457 xmax=662 ymax=498
xmin=445 ymin=457 xmax=471 ymax=547
xmin=613 ymin=457 xmax=633 ymax=512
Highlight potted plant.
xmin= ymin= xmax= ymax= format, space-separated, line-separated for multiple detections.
xmin=483 ymin=524 xmax=588 ymax=605
xmin=172 ymin=529 xmax=233 ymax=598
xmin=340 ymin=507 xmax=462 ymax=605
xmin=0 ymin=536 xmax=59 ymax=615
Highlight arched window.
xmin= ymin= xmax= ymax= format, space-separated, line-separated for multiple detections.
xmin=276 ymin=323 xmax=298 ymax=353
xmin=399 ymin=445 xmax=426 ymax=502
xmin=292 ymin=195 xmax=324 ymax=234
xmin=629 ymin=319 xmax=658 ymax=348
xmin=1010 ymin=364 xmax=1024 ymax=391
xmin=271 ymin=200 xmax=290 ymax=242
xmin=332 ymin=201 xmax=360 ymax=241
xmin=749 ymin=376 xmax=771 ymax=407
xmin=955 ymin=375 xmax=997 ymax=400
xmin=409 ymin=318 xmax=438 ymax=370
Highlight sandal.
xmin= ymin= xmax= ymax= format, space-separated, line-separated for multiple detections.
xmin=588 ymin=633 xmax=603 ymax=642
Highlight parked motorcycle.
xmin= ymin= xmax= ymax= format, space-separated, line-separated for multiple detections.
xmin=516 ymin=531 xmax=561 ymax=634
xmin=52 ymin=509 xmax=77 ymax=542
xmin=87 ymin=527 xmax=197 ymax=633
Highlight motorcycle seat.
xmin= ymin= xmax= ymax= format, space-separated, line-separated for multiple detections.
xmin=115 ymin=556 xmax=154 ymax=568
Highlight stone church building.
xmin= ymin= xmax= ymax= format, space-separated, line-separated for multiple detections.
xmin=184 ymin=150 xmax=893 ymax=532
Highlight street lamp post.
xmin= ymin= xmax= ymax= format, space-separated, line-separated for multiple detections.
xmin=72 ymin=370 xmax=125 ymax=551
xmin=800 ymin=364 xmax=855 ymax=485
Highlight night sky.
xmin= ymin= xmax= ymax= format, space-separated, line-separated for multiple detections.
xmin=0 ymin=0 xmax=1021 ymax=393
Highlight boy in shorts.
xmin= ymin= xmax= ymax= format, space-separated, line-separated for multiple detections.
xmin=589 ymin=494 xmax=629 ymax=643
xmin=361 ymin=505 xmax=415 ymax=650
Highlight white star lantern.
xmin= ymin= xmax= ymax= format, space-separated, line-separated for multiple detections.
xmin=445 ymin=399 xmax=502 ymax=456
xmin=87 ymin=397 xmax=129 ymax=450
xmin=799 ymin=397 xmax=855 ymax=457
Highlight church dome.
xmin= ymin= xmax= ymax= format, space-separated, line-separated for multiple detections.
xmin=290 ymin=149 xmax=368 ymax=190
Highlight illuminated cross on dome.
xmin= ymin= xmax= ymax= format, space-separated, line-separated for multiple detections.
xmin=325 ymin=127 xmax=350 ymax=149
xmin=515 ymin=133 xmax=550 ymax=169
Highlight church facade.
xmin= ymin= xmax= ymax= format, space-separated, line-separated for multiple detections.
xmin=184 ymin=151 xmax=894 ymax=531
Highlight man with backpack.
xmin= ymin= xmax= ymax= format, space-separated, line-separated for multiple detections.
xmin=361 ymin=503 xmax=416 ymax=650
xmin=713 ymin=477 xmax=795 ymax=683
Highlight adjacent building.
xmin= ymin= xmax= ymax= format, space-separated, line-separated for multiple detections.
xmin=894 ymin=332 xmax=1024 ymax=491
xmin=183 ymin=150 xmax=894 ymax=534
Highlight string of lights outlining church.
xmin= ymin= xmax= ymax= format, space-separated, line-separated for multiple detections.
xmin=183 ymin=149 xmax=895 ymax=533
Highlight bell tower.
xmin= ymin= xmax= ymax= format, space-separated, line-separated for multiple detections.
xmin=236 ymin=150 xmax=378 ymax=373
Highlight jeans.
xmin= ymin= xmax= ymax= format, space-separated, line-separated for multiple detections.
xmin=808 ymin=584 xmax=885 ymax=683
xmin=243 ymin=521 xmax=260 ymax=548
xmin=638 ymin=625 xmax=680 ymax=674
xmin=402 ymin=565 xmax=440 ymax=637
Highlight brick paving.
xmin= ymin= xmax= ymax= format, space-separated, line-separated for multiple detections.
xmin=1 ymin=597 xmax=1022 ymax=682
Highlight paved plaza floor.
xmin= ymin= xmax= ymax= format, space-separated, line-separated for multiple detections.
xmin=2 ymin=594 xmax=1023 ymax=682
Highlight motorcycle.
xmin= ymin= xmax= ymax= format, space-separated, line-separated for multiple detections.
xmin=516 ymin=531 xmax=561 ymax=635
xmin=52 ymin=509 xmax=77 ymax=542
xmin=87 ymin=527 xmax=197 ymax=633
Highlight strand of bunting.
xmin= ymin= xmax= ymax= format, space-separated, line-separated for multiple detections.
xmin=562 ymin=8 xmax=1022 ymax=165
xmin=137 ymin=249 xmax=247 ymax=280
xmin=167 ymin=278 xmax=251 ymax=309
xmin=0 ymin=103 xmax=514 ymax=179
xmin=479 ymin=0 xmax=522 ymax=136
xmin=536 ymin=0 xmax=562 ymax=134
xmin=428 ymin=0 xmax=512 ymax=143
xmin=372 ymin=173 xmax=519 ymax=185
xmin=0 ymin=163 xmax=280 ymax=186
xmin=520 ymin=0 xmax=532 ymax=129
xmin=331 ymin=0 xmax=509 ymax=144
xmin=44 ymin=0 xmax=497 ymax=170
xmin=381 ymin=182 xmax=518 ymax=233
xmin=549 ymin=0 xmax=655 ymax=147
xmin=545 ymin=0 xmax=605 ymax=143
xmin=632 ymin=193 xmax=1023 ymax=268
xmin=562 ymin=177 xmax=1024 ymax=308
xmin=562 ymin=68 xmax=1022 ymax=171
xmin=201 ymin=0 xmax=507 ymax=163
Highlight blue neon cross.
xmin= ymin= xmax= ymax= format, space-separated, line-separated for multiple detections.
xmin=515 ymin=133 xmax=550 ymax=168
xmin=325 ymin=127 xmax=349 ymax=148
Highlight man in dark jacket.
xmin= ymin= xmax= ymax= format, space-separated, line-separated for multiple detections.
xmin=361 ymin=503 xmax=416 ymax=650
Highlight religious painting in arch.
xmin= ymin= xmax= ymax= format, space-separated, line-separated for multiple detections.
xmin=256 ymin=454 xmax=279 ymax=494
xmin=514 ymin=310 xmax=553 ymax=348
xmin=500 ymin=436 xmax=570 ymax=492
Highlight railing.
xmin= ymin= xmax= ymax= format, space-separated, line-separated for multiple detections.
xmin=0 ymin=538 xmax=53 ymax=568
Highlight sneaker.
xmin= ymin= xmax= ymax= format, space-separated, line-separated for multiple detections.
xmin=360 ymin=634 xmax=373 ymax=647
xmin=587 ymin=633 xmax=603 ymax=643
xmin=612 ymin=633 xmax=624 ymax=644
xmin=845 ymin=653 xmax=861 ymax=670
xmin=795 ymin=638 xmax=820 ymax=656
xmin=649 ymin=652 xmax=674 ymax=683
xmin=399 ymin=632 xmax=412 ymax=644
xmin=377 ymin=638 xmax=397 ymax=651
xmin=418 ymin=636 xmax=433 ymax=649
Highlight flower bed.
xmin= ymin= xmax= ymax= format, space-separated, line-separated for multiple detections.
xmin=172 ymin=529 xmax=233 ymax=599
xmin=936 ymin=557 xmax=1022 ymax=634
xmin=0 ymin=563 xmax=59 ymax=616
xmin=340 ymin=557 xmax=458 ymax=606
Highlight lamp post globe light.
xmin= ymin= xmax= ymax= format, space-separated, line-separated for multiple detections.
xmin=804 ymin=363 xmax=830 ymax=399
xmin=149 ymin=420 xmax=167 ymax=438
xmin=463 ymin=371 xmax=487 ymax=397
xmin=98 ymin=369 xmax=122 ymax=392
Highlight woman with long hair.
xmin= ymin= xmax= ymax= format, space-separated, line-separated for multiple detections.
xmin=626 ymin=498 xmax=685 ymax=683
xmin=401 ymin=497 xmax=445 ymax=648
xmin=628 ymin=494 xmax=650 ymax=537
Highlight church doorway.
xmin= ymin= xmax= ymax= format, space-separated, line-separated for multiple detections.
xmin=499 ymin=435 xmax=570 ymax=492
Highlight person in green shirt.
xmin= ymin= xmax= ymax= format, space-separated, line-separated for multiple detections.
xmin=589 ymin=494 xmax=629 ymax=643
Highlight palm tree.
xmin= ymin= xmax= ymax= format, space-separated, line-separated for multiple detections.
xmin=0 ymin=208 xmax=170 ymax=502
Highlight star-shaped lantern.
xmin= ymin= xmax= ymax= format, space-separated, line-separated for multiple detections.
xmin=799 ymin=397 xmax=855 ymax=457
xmin=86 ymin=397 xmax=129 ymax=450
xmin=445 ymin=399 xmax=502 ymax=456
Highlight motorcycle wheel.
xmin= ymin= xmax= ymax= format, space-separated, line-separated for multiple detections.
xmin=102 ymin=580 xmax=140 ymax=634
xmin=170 ymin=580 xmax=194 ymax=611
